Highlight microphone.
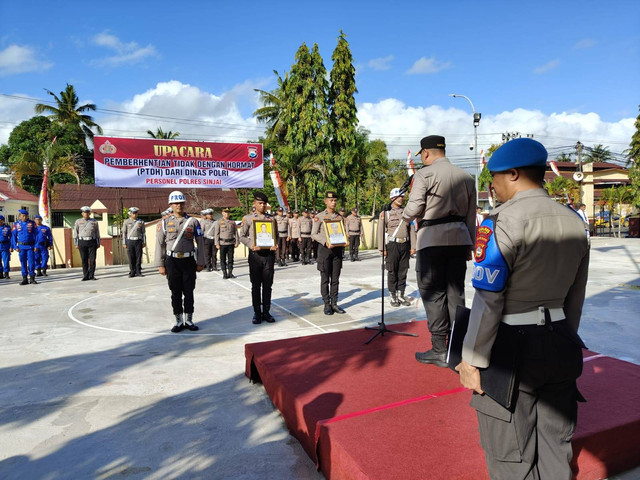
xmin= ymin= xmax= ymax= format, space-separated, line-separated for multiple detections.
xmin=398 ymin=174 xmax=414 ymax=195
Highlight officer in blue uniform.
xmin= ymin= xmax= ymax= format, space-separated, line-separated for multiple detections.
xmin=0 ymin=215 xmax=12 ymax=280
xmin=11 ymin=209 xmax=38 ymax=285
xmin=34 ymin=215 xmax=53 ymax=276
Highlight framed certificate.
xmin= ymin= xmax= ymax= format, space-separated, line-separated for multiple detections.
xmin=324 ymin=220 xmax=347 ymax=247
xmin=253 ymin=219 xmax=275 ymax=249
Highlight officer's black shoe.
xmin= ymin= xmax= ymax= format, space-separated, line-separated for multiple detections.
xmin=128 ymin=273 xmax=135 ymax=278
xmin=222 ymin=269 xmax=229 ymax=279
xmin=331 ymin=301 xmax=346 ymax=314
xmin=29 ymin=276 xmax=38 ymax=284
xmin=207 ymin=267 xmax=213 ymax=272
xmin=37 ymin=268 xmax=43 ymax=277
xmin=399 ymin=291 xmax=411 ymax=306
xmin=228 ymin=269 xmax=236 ymax=279
xmin=137 ymin=272 xmax=144 ymax=277
xmin=4 ymin=273 xmax=9 ymax=279
xmin=252 ymin=313 xmax=262 ymax=324
xmin=390 ymin=292 xmax=401 ymax=307
xmin=42 ymin=269 xmax=48 ymax=276
xmin=263 ymin=312 xmax=276 ymax=323
xmin=20 ymin=276 xmax=29 ymax=285
xmin=81 ymin=277 xmax=89 ymax=281
xmin=184 ymin=313 xmax=199 ymax=331
xmin=0 ymin=272 xmax=4 ymax=279
xmin=171 ymin=314 xmax=184 ymax=333
xmin=90 ymin=276 xmax=97 ymax=280
xmin=414 ymin=350 xmax=448 ymax=367
xmin=323 ymin=301 xmax=334 ymax=315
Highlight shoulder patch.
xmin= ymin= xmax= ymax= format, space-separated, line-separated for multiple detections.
xmin=314 ymin=217 xmax=319 ymax=222
xmin=472 ymin=217 xmax=509 ymax=292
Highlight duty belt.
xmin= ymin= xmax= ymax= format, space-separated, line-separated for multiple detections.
xmin=18 ymin=241 xmax=34 ymax=246
xmin=419 ymin=215 xmax=465 ymax=228
xmin=502 ymin=307 xmax=564 ymax=326
xmin=278 ymin=230 xmax=288 ymax=234
xmin=387 ymin=237 xmax=407 ymax=244
xmin=127 ymin=237 xmax=141 ymax=241
xmin=221 ymin=237 xmax=235 ymax=242
xmin=0 ymin=240 xmax=9 ymax=244
xmin=204 ymin=235 xmax=215 ymax=240
xmin=168 ymin=251 xmax=195 ymax=258
xmin=78 ymin=236 xmax=95 ymax=241
xmin=301 ymin=231 xmax=311 ymax=234
xmin=349 ymin=231 xmax=361 ymax=234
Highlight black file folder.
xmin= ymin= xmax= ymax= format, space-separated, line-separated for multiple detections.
xmin=447 ymin=306 xmax=519 ymax=410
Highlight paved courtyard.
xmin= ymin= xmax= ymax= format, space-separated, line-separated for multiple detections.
xmin=1 ymin=237 xmax=639 ymax=479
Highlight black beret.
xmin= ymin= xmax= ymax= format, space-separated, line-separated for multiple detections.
xmin=253 ymin=192 xmax=268 ymax=202
xmin=416 ymin=135 xmax=446 ymax=155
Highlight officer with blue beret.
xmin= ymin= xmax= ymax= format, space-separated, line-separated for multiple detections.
xmin=11 ymin=209 xmax=38 ymax=285
xmin=456 ymin=138 xmax=589 ymax=479
xmin=34 ymin=215 xmax=53 ymax=276
xmin=0 ymin=215 xmax=12 ymax=279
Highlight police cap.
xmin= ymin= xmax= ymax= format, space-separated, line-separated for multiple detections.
xmin=222 ymin=208 xmax=230 ymax=213
xmin=325 ymin=191 xmax=338 ymax=199
xmin=415 ymin=135 xmax=446 ymax=156
xmin=277 ymin=207 xmax=283 ymax=212
xmin=18 ymin=209 xmax=29 ymax=215
xmin=0 ymin=215 xmax=4 ymax=221
xmin=253 ymin=191 xmax=268 ymax=202
xmin=80 ymin=206 xmax=91 ymax=213
xmin=487 ymin=138 xmax=548 ymax=172
xmin=128 ymin=207 xmax=139 ymax=214
xmin=34 ymin=214 xmax=43 ymax=220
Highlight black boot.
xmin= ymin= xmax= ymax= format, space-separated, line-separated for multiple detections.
xmin=262 ymin=310 xmax=275 ymax=323
xmin=331 ymin=297 xmax=346 ymax=314
xmin=37 ymin=268 xmax=43 ymax=277
xmin=184 ymin=313 xmax=199 ymax=331
xmin=29 ymin=276 xmax=38 ymax=284
xmin=398 ymin=290 xmax=411 ymax=306
xmin=0 ymin=272 xmax=4 ymax=279
xmin=20 ymin=276 xmax=29 ymax=285
xmin=252 ymin=310 xmax=262 ymax=324
xmin=171 ymin=314 xmax=184 ymax=333
xmin=222 ymin=268 xmax=229 ymax=279
xmin=43 ymin=269 xmax=48 ymax=276
xmin=415 ymin=335 xmax=448 ymax=367
xmin=228 ymin=268 xmax=235 ymax=279
xmin=390 ymin=292 xmax=401 ymax=307
xmin=323 ymin=299 xmax=334 ymax=315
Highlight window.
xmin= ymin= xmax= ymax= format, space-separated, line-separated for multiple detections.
xmin=8 ymin=215 xmax=15 ymax=223
xmin=52 ymin=212 xmax=64 ymax=227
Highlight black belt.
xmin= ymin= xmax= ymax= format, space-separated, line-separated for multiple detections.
xmin=278 ymin=231 xmax=288 ymax=234
xmin=419 ymin=215 xmax=465 ymax=228
xmin=221 ymin=238 xmax=234 ymax=241
xmin=18 ymin=242 xmax=34 ymax=246
xmin=0 ymin=241 xmax=9 ymax=244
xmin=301 ymin=231 xmax=311 ymax=234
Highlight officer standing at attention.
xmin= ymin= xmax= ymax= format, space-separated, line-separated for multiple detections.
xmin=33 ymin=215 xmax=53 ymax=276
xmin=379 ymin=188 xmax=416 ymax=307
xmin=310 ymin=210 xmax=319 ymax=262
xmin=344 ymin=207 xmax=364 ymax=262
xmin=299 ymin=209 xmax=313 ymax=265
xmin=239 ymin=192 xmax=278 ymax=324
xmin=156 ymin=191 xmax=205 ymax=333
xmin=274 ymin=207 xmax=289 ymax=267
xmin=122 ymin=207 xmax=146 ymax=277
xmin=74 ymin=206 xmax=101 ymax=281
xmin=288 ymin=210 xmax=302 ymax=262
xmin=214 ymin=207 xmax=239 ymax=279
xmin=200 ymin=209 xmax=218 ymax=271
xmin=403 ymin=135 xmax=476 ymax=367
xmin=0 ymin=215 xmax=11 ymax=279
xmin=456 ymin=138 xmax=589 ymax=480
xmin=312 ymin=191 xmax=346 ymax=315
xmin=11 ymin=209 xmax=38 ymax=285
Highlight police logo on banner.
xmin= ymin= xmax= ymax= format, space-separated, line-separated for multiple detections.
xmin=247 ymin=146 xmax=258 ymax=159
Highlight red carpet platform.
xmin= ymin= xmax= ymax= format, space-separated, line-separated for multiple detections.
xmin=245 ymin=321 xmax=640 ymax=480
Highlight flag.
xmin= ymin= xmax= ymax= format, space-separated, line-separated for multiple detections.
xmin=481 ymin=149 xmax=486 ymax=165
xmin=269 ymin=150 xmax=276 ymax=167
xmin=38 ymin=166 xmax=50 ymax=225
xmin=406 ymin=149 xmax=415 ymax=176
xmin=549 ymin=161 xmax=560 ymax=177
xmin=268 ymin=152 xmax=289 ymax=210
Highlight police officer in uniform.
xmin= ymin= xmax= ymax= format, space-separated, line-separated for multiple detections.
xmin=274 ymin=207 xmax=289 ymax=266
xmin=456 ymin=138 xmax=589 ymax=480
xmin=122 ymin=207 xmax=146 ymax=277
xmin=11 ymin=209 xmax=38 ymax=285
xmin=34 ymin=215 xmax=53 ymax=276
xmin=403 ymin=135 xmax=476 ymax=367
xmin=0 ymin=215 xmax=11 ymax=279
xmin=214 ymin=207 xmax=239 ymax=279
xmin=299 ymin=209 xmax=313 ymax=264
xmin=344 ymin=207 xmax=364 ymax=261
xmin=288 ymin=210 xmax=302 ymax=262
xmin=156 ymin=191 xmax=205 ymax=333
xmin=201 ymin=209 xmax=218 ymax=271
xmin=312 ymin=192 xmax=346 ymax=315
xmin=239 ymin=192 xmax=278 ymax=324
xmin=310 ymin=210 xmax=319 ymax=262
xmin=74 ymin=206 xmax=101 ymax=281
xmin=378 ymin=188 xmax=417 ymax=307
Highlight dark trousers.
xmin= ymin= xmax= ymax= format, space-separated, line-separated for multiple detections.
xmin=472 ymin=322 xmax=583 ymax=480
xmin=300 ymin=237 xmax=312 ymax=262
xmin=277 ymin=235 xmax=288 ymax=261
xmin=0 ymin=248 xmax=9 ymax=273
xmin=165 ymin=256 xmax=197 ymax=314
xmin=348 ymin=235 xmax=360 ymax=258
xmin=203 ymin=238 xmax=217 ymax=269
xmin=289 ymin=238 xmax=300 ymax=261
xmin=317 ymin=245 xmax=343 ymax=301
xmin=18 ymin=247 xmax=36 ymax=276
xmin=312 ymin=240 xmax=319 ymax=259
xmin=219 ymin=244 xmax=235 ymax=270
xmin=126 ymin=239 xmax=143 ymax=275
xmin=78 ymin=239 xmax=97 ymax=279
xmin=34 ymin=244 xmax=49 ymax=270
xmin=386 ymin=241 xmax=410 ymax=293
xmin=249 ymin=250 xmax=275 ymax=315
xmin=416 ymin=245 xmax=468 ymax=336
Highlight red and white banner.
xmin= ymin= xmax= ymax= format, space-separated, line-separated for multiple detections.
xmin=94 ymin=136 xmax=264 ymax=188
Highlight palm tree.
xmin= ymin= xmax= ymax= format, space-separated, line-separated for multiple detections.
xmin=253 ymin=70 xmax=288 ymax=144
xmin=601 ymin=186 xmax=633 ymax=238
xmin=147 ymin=127 xmax=180 ymax=139
xmin=34 ymin=84 xmax=103 ymax=142
xmin=583 ymin=144 xmax=613 ymax=163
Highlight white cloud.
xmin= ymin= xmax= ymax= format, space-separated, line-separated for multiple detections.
xmin=0 ymin=94 xmax=42 ymax=146
xmin=533 ymin=59 xmax=560 ymax=74
xmin=573 ymin=38 xmax=597 ymax=49
xmin=91 ymin=32 xmax=159 ymax=67
xmin=367 ymin=55 xmax=394 ymax=71
xmin=407 ymin=56 xmax=451 ymax=75
xmin=0 ymin=44 xmax=52 ymax=76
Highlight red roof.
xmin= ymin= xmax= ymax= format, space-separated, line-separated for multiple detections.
xmin=51 ymin=184 xmax=241 ymax=214
xmin=0 ymin=180 xmax=39 ymax=203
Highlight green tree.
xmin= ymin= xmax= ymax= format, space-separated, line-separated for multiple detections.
xmin=253 ymin=70 xmax=288 ymax=145
xmin=625 ymin=105 xmax=640 ymax=208
xmin=34 ymin=84 xmax=103 ymax=142
xmin=554 ymin=152 xmax=574 ymax=162
xmin=583 ymin=144 xmax=613 ymax=163
xmin=601 ymin=186 xmax=634 ymax=237
xmin=147 ymin=127 xmax=180 ymax=139
xmin=328 ymin=30 xmax=358 ymax=201
xmin=544 ymin=176 xmax=579 ymax=204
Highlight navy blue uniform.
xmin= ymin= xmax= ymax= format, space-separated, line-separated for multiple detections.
xmin=11 ymin=219 xmax=37 ymax=277
xmin=35 ymin=224 xmax=53 ymax=271
xmin=0 ymin=222 xmax=11 ymax=275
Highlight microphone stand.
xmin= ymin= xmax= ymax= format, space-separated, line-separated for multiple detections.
xmin=365 ymin=192 xmax=418 ymax=344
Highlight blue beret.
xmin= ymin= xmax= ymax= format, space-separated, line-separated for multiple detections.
xmin=34 ymin=215 xmax=42 ymax=219
xmin=487 ymin=138 xmax=548 ymax=172
xmin=18 ymin=209 xmax=29 ymax=215
xmin=0 ymin=215 xmax=4 ymax=220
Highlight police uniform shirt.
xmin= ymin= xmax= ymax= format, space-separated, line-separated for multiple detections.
xmin=462 ymin=188 xmax=589 ymax=368
xmin=378 ymin=207 xmax=417 ymax=250
xmin=214 ymin=218 xmax=239 ymax=246
xmin=345 ymin=214 xmax=363 ymax=235
xmin=403 ymin=156 xmax=476 ymax=250
xmin=239 ymin=212 xmax=278 ymax=249
xmin=12 ymin=219 xmax=37 ymax=247
xmin=201 ymin=218 xmax=216 ymax=240
xmin=275 ymin=215 xmax=289 ymax=238
xmin=299 ymin=217 xmax=313 ymax=238
xmin=311 ymin=210 xmax=345 ymax=246
xmin=155 ymin=215 xmax=205 ymax=267
xmin=73 ymin=218 xmax=100 ymax=246
xmin=0 ymin=224 xmax=11 ymax=246
xmin=36 ymin=224 xmax=53 ymax=246
xmin=122 ymin=218 xmax=146 ymax=244
xmin=288 ymin=217 xmax=302 ymax=239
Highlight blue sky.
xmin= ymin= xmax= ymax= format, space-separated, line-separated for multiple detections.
xmin=1 ymin=0 xmax=638 ymax=166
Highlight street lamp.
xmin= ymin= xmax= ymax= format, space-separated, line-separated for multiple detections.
xmin=449 ymin=94 xmax=481 ymax=205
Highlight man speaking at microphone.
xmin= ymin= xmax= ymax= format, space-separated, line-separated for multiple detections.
xmin=403 ymin=135 xmax=476 ymax=366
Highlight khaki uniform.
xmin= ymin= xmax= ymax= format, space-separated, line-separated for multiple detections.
xmin=214 ymin=218 xmax=239 ymax=274
xmin=403 ymin=156 xmax=476 ymax=339
xmin=73 ymin=218 xmax=101 ymax=280
xmin=378 ymin=207 xmax=417 ymax=294
xmin=201 ymin=217 xmax=218 ymax=271
xmin=274 ymin=214 xmax=289 ymax=263
xmin=344 ymin=214 xmax=363 ymax=260
xmin=288 ymin=217 xmax=302 ymax=261
xmin=122 ymin=217 xmax=146 ymax=276
xmin=311 ymin=210 xmax=345 ymax=303
xmin=299 ymin=216 xmax=314 ymax=264
xmin=463 ymin=189 xmax=589 ymax=479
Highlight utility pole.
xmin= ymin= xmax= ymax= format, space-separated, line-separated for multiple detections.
xmin=576 ymin=141 xmax=583 ymax=203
